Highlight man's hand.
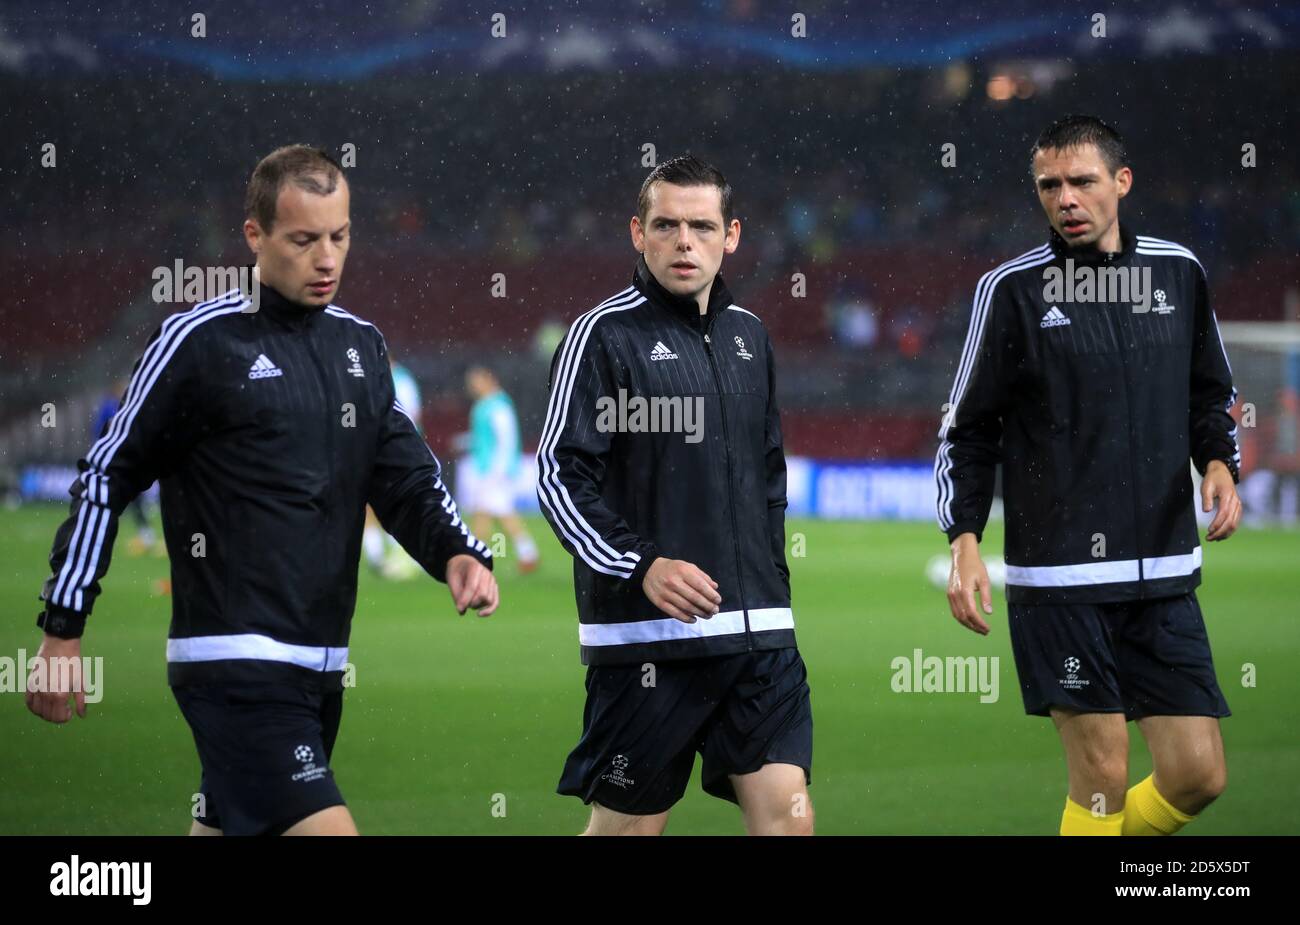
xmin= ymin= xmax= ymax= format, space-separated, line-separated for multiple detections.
xmin=643 ymin=558 xmax=721 ymax=624
xmin=947 ymin=533 xmax=992 ymax=636
xmin=25 ymin=634 xmax=87 ymax=724
xmin=1202 ymin=459 xmax=1242 ymax=542
xmin=446 ymin=555 xmax=499 ymax=616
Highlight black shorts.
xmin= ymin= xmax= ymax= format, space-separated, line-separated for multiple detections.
xmin=1008 ymin=592 xmax=1231 ymax=720
xmin=172 ymin=682 xmax=347 ymax=835
xmin=557 ymin=647 xmax=813 ymax=816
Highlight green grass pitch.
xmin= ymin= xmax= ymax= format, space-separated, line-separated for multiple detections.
xmin=1 ymin=504 xmax=1296 ymax=834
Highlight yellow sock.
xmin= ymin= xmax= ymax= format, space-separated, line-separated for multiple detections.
xmin=1060 ymin=796 xmax=1124 ymax=835
xmin=1122 ymin=774 xmax=1196 ymax=836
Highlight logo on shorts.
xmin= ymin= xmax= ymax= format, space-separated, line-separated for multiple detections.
xmin=1059 ymin=655 xmax=1090 ymax=691
xmin=291 ymin=743 xmax=328 ymax=783
xmin=600 ymin=754 xmax=636 ymax=790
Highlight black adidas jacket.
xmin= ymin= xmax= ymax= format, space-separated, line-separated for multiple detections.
xmin=538 ymin=257 xmax=794 ymax=665
xmin=935 ymin=225 xmax=1239 ymax=604
xmin=38 ymin=283 xmax=491 ymax=689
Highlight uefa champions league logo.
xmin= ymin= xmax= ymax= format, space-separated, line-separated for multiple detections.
xmin=291 ymin=744 xmax=328 ymax=783
xmin=602 ymin=754 xmax=635 ymax=789
xmin=1059 ymin=656 xmax=1089 ymax=691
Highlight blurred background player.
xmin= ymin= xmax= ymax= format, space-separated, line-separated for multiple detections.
xmin=461 ymin=365 xmax=539 ymax=573
xmin=362 ymin=354 xmax=425 ymax=580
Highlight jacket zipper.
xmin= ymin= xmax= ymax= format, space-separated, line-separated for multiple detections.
xmin=702 ymin=324 xmax=752 ymax=650
xmin=303 ymin=321 xmax=337 ymax=669
xmin=1114 ymin=277 xmax=1146 ymax=596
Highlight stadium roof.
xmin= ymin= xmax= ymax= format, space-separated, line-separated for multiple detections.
xmin=1 ymin=0 xmax=1296 ymax=80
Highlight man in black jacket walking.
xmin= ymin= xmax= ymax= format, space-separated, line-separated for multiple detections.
xmin=937 ymin=116 xmax=1240 ymax=836
xmin=26 ymin=145 xmax=497 ymax=835
xmin=539 ymin=156 xmax=812 ymax=835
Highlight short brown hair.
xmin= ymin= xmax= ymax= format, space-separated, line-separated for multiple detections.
xmin=1030 ymin=114 xmax=1127 ymax=179
xmin=244 ymin=145 xmax=345 ymax=233
xmin=637 ymin=154 xmax=733 ymax=225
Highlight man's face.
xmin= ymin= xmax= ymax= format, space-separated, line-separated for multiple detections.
xmin=630 ymin=182 xmax=740 ymax=301
xmin=244 ymin=176 xmax=350 ymax=306
xmin=465 ymin=368 xmax=491 ymax=399
xmin=1033 ymin=143 xmax=1131 ymax=251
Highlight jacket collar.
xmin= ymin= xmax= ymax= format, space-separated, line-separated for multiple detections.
xmin=632 ymin=254 xmax=735 ymax=327
xmin=251 ymin=270 xmax=324 ymax=330
xmin=1047 ymin=221 xmax=1137 ymax=265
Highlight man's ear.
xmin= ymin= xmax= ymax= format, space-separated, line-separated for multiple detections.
xmin=243 ymin=218 xmax=263 ymax=255
xmin=724 ymin=218 xmax=741 ymax=254
xmin=1115 ymin=166 xmax=1133 ymax=200
xmin=629 ymin=215 xmax=644 ymax=252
